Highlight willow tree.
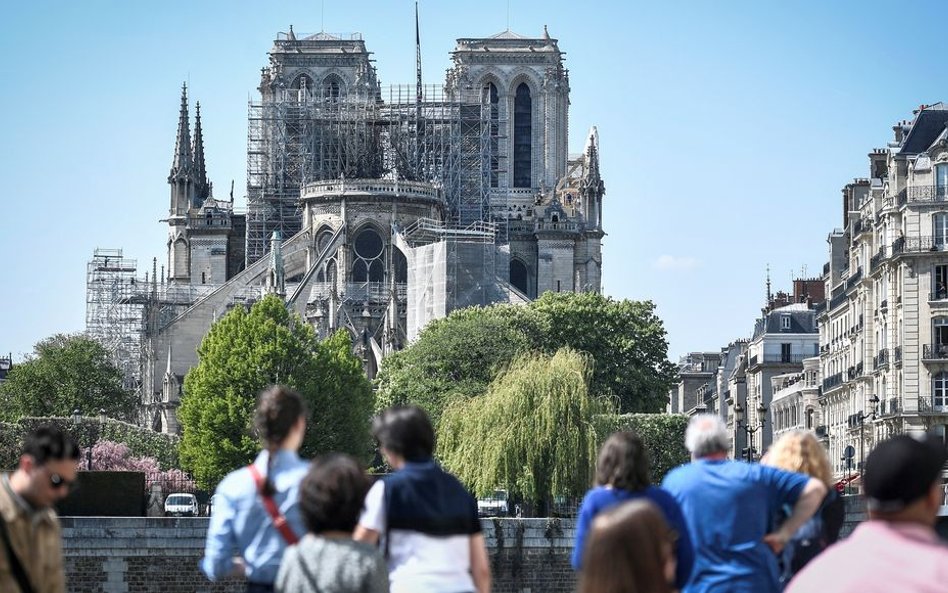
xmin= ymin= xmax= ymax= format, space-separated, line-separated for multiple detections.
xmin=438 ymin=348 xmax=605 ymax=512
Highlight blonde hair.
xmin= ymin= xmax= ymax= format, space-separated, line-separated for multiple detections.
xmin=764 ymin=430 xmax=832 ymax=487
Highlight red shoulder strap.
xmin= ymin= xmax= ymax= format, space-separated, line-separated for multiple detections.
xmin=247 ymin=464 xmax=299 ymax=545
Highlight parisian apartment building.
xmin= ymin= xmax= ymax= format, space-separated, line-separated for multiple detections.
xmin=668 ymin=102 xmax=948 ymax=479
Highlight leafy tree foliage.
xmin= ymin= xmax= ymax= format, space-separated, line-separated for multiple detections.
xmin=597 ymin=413 xmax=689 ymax=483
xmin=438 ymin=349 xmax=606 ymax=510
xmin=86 ymin=440 xmax=195 ymax=493
xmin=0 ymin=334 xmax=137 ymax=422
xmin=530 ymin=292 xmax=677 ymax=412
xmin=178 ymin=295 xmax=374 ymax=488
xmin=374 ymin=305 xmax=541 ymax=423
xmin=376 ymin=292 xmax=676 ymax=419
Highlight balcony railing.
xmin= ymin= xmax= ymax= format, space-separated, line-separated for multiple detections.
xmin=932 ymin=288 xmax=948 ymax=301
xmin=891 ymin=235 xmax=948 ymax=255
xmin=870 ymin=248 xmax=887 ymax=272
xmin=922 ymin=344 xmax=948 ymax=360
xmin=846 ymin=267 xmax=863 ymax=290
xmin=760 ymin=354 xmax=807 ymax=365
xmin=878 ymin=398 xmax=901 ymax=417
xmin=855 ymin=361 xmax=864 ymax=376
xmin=906 ymin=185 xmax=948 ymax=203
xmin=822 ymin=373 xmax=843 ymax=391
xmin=918 ymin=395 xmax=948 ymax=414
xmin=874 ymin=348 xmax=889 ymax=370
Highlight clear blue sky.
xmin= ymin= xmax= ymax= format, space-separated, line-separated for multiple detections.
xmin=1 ymin=0 xmax=945 ymax=361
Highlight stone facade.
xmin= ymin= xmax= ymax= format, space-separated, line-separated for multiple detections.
xmin=816 ymin=103 xmax=948 ymax=479
xmin=128 ymin=27 xmax=606 ymax=432
xmin=61 ymin=517 xmax=576 ymax=593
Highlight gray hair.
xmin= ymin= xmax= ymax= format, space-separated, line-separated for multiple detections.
xmin=685 ymin=414 xmax=729 ymax=458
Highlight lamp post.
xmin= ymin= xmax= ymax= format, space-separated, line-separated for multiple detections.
xmin=858 ymin=394 xmax=880 ymax=484
xmin=734 ymin=401 xmax=767 ymax=462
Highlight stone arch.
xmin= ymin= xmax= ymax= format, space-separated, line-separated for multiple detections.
xmin=350 ymin=224 xmax=386 ymax=283
xmin=510 ymin=257 xmax=529 ymax=295
xmin=321 ymin=73 xmax=347 ymax=103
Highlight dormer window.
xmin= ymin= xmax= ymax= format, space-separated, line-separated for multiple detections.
xmin=781 ymin=315 xmax=791 ymax=330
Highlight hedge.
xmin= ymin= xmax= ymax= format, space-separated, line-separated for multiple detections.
xmin=596 ymin=413 xmax=689 ymax=483
xmin=0 ymin=417 xmax=180 ymax=470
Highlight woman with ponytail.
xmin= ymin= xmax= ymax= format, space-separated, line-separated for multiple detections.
xmin=201 ymin=385 xmax=309 ymax=593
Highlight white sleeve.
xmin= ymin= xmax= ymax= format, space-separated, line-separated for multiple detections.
xmin=358 ymin=480 xmax=386 ymax=533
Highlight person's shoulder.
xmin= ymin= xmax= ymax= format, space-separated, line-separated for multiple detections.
xmin=645 ymin=485 xmax=679 ymax=506
xmin=581 ymin=486 xmax=614 ymax=505
xmin=661 ymin=463 xmax=696 ymax=486
xmin=217 ymin=465 xmax=252 ymax=494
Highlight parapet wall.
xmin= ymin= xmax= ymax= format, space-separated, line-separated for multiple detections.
xmin=61 ymin=517 xmax=576 ymax=593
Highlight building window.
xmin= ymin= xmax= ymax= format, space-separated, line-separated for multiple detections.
xmin=322 ymin=74 xmax=344 ymax=103
xmin=934 ymin=213 xmax=948 ymax=248
xmin=935 ymin=265 xmax=948 ymax=300
xmin=513 ymin=83 xmax=532 ymax=188
xmin=934 ymin=372 xmax=948 ymax=408
xmin=781 ymin=315 xmax=791 ymax=330
xmin=482 ymin=82 xmax=500 ymax=188
xmin=510 ymin=259 xmax=529 ymax=295
xmin=937 ymin=163 xmax=948 ymax=199
xmin=351 ymin=227 xmax=384 ymax=283
xmin=781 ymin=343 xmax=792 ymax=363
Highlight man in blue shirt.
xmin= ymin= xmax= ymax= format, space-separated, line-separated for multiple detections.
xmin=662 ymin=415 xmax=826 ymax=593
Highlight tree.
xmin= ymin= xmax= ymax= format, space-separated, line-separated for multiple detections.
xmin=438 ymin=349 xmax=606 ymax=513
xmin=86 ymin=440 xmax=195 ymax=494
xmin=596 ymin=413 xmax=689 ymax=483
xmin=529 ymin=292 xmax=677 ymax=412
xmin=374 ymin=305 xmax=542 ymax=424
xmin=0 ymin=334 xmax=137 ymax=422
xmin=375 ymin=292 xmax=677 ymax=419
xmin=178 ymin=295 xmax=374 ymax=488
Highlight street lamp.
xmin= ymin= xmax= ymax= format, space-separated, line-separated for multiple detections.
xmin=734 ymin=401 xmax=767 ymax=462
xmin=857 ymin=394 xmax=880 ymax=483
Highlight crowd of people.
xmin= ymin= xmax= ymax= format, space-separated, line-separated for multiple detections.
xmin=2 ymin=386 xmax=948 ymax=593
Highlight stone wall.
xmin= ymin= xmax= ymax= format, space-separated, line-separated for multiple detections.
xmin=61 ymin=517 xmax=576 ymax=593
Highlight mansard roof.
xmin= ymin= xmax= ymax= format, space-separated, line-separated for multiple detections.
xmin=900 ymin=103 xmax=948 ymax=155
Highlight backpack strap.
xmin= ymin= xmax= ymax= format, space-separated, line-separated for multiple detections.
xmin=0 ymin=515 xmax=35 ymax=593
xmin=247 ymin=464 xmax=299 ymax=546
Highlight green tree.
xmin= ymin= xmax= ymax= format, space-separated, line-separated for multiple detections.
xmin=596 ymin=413 xmax=689 ymax=482
xmin=374 ymin=305 xmax=541 ymax=423
xmin=438 ymin=349 xmax=606 ymax=512
xmin=178 ymin=295 xmax=374 ymax=488
xmin=529 ymin=292 xmax=677 ymax=412
xmin=375 ymin=292 xmax=676 ymax=419
xmin=0 ymin=334 xmax=137 ymax=421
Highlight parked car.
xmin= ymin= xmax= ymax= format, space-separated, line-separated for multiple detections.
xmin=164 ymin=493 xmax=198 ymax=517
xmin=477 ymin=489 xmax=509 ymax=517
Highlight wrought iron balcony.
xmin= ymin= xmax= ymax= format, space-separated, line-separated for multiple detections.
xmin=846 ymin=267 xmax=863 ymax=290
xmin=870 ymin=247 xmax=887 ymax=272
xmin=918 ymin=395 xmax=948 ymax=415
xmin=878 ymin=398 xmax=901 ymax=418
xmin=922 ymin=344 xmax=948 ymax=360
xmin=822 ymin=373 xmax=843 ymax=391
xmin=874 ymin=348 xmax=889 ymax=370
xmin=906 ymin=185 xmax=948 ymax=203
xmin=932 ymin=288 xmax=948 ymax=301
xmin=890 ymin=235 xmax=948 ymax=255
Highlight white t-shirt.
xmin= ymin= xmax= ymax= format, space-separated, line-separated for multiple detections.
xmin=359 ymin=480 xmax=475 ymax=593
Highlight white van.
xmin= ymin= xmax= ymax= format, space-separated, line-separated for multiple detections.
xmin=164 ymin=493 xmax=198 ymax=517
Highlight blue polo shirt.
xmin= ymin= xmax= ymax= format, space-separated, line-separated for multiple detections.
xmin=572 ymin=485 xmax=695 ymax=589
xmin=661 ymin=459 xmax=809 ymax=593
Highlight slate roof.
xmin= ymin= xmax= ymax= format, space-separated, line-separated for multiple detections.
xmin=900 ymin=103 xmax=948 ymax=155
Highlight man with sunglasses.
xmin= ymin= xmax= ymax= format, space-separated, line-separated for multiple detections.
xmin=1 ymin=425 xmax=80 ymax=593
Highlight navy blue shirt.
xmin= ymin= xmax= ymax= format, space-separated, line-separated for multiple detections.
xmin=572 ymin=485 xmax=695 ymax=589
xmin=661 ymin=459 xmax=809 ymax=593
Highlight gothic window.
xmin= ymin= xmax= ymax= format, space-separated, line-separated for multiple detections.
xmin=351 ymin=227 xmax=385 ymax=284
xmin=292 ymin=73 xmax=313 ymax=102
xmin=934 ymin=213 xmax=948 ymax=248
xmin=934 ymin=372 xmax=948 ymax=408
xmin=513 ymin=83 xmax=532 ymax=188
xmin=173 ymin=237 xmax=188 ymax=278
xmin=393 ymin=247 xmax=408 ymax=284
xmin=482 ymin=81 xmax=500 ymax=188
xmin=323 ymin=74 xmax=344 ymax=103
xmin=937 ymin=163 xmax=948 ymax=198
xmin=510 ymin=259 xmax=529 ymax=295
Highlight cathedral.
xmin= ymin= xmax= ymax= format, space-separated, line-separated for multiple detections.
xmin=128 ymin=25 xmax=605 ymax=433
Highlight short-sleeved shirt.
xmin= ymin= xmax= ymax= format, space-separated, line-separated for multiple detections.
xmin=359 ymin=478 xmax=478 ymax=593
xmin=571 ymin=485 xmax=695 ymax=589
xmin=786 ymin=521 xmax=948 ymax=593
xmin=661 ymin=459 xmax=809 ymax=593
xmin=275 ymin=534 xmax=389 ymax=593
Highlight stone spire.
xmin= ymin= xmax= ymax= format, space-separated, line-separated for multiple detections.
xmin=192 ymin=101 xmax=209 ymax=205
xmin=171 ymin=83 xmax=192 ymax=175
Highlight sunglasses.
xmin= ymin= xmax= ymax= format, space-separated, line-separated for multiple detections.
xmin=49 ymin=472 xmax=77 ymax=492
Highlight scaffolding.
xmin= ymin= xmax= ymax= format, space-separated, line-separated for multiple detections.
xmin=85 ymin=249 xmax=145 ymax=391
xmin=246 ymin=83 xmax=505 ymax=264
